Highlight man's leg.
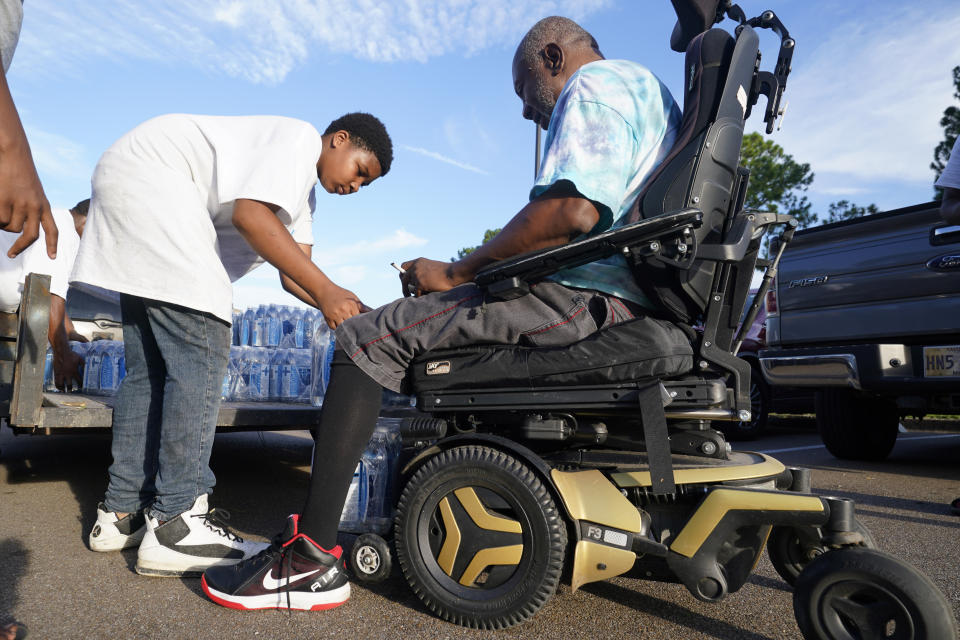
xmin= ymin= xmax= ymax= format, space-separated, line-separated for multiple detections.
xmin=202 ymin=282 xmax=619 ymax=610
xmin=134 ymin=300 xmax=264 ymax=577
xmin=91 ymin=294 xmax=163 ymax=552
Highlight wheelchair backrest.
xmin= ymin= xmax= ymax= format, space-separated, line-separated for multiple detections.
xmin=626 ymin=24 xmax=761 ymax=330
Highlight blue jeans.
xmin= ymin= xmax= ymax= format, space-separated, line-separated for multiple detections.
xmin=103 ymin=294 xmax=230 ymax=521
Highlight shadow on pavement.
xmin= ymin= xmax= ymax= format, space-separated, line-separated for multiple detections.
xmin=0 ymin=538 xmax=28 ymax=627
xmin=583 ymin=581 xmax=777 ymax=640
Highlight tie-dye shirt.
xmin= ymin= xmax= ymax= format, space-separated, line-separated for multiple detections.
xmin=532 ymin=59 xmax=682 ymax=309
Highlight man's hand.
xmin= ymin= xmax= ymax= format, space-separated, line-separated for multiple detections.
xmin=0 ymin=70 xmax=58 ymax=259
xmin=317 ymin=283 xmax=368 ymax=329
xmin=53 ymin=345 xmax=83 ymax=392
xmin=399 ymin=258 xmax=468 ymax=297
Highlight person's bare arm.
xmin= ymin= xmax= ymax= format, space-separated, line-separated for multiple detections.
xmin=49 ymin=294 xmax=83 ymax=390
xmin=941 ymin=187 xmax=960 ymax=226
xmin=233 ymin=198 xmax=364 ymax=328
xmin=0 ymin=69 xmax=57 ymax=258
xmin=278 ymin=243 xmax=338 ymax=308
xmin=400 ymin=192 xmax=600 ymax=296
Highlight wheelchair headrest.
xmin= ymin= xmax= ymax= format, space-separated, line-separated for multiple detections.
xmin=669 ymin=0 xmax=724 ymax=52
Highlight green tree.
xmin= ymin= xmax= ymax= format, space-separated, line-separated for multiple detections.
xmin=740 ymin=132 xmax=816 ymax=228
xmin=932 ymin=65 xmax=960 ymax=200
xmin=821 ymin=200 xmax=879 ymax=225
xmin=454 ymin=228 xmax=501 ymax=261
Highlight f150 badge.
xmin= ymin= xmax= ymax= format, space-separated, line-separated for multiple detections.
xmin=926 ymin=253 xmax=960 ymax=271
xmin=788 ymin=275 xmax=829 ymax=288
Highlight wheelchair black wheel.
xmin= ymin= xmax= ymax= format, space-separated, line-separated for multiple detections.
xmin=768 ymin=520 xmax=876 ymax=587
xmin=394 ymin=445 xmax=567 ymax=629
xmin=348 ymin=533 xmax=393 ymax=583
xmin=793 ymin=547 xmax=957 ymax=640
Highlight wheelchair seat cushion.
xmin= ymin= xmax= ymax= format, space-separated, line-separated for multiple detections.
xmin=409 ymin=315 xmax=694 ymax=392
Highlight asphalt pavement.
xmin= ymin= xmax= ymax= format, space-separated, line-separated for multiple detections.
xmin=1 ymin=416 xmax=958 ymax=639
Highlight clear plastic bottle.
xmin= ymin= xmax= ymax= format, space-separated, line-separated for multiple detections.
xmin=252 ymin=305 xmax=267 ymax=347
xmin=268 ymin=348 xmax=286 ymax=402
xmin=42 ymin=347 xmax=55 ymax=392
xmin=98 ymin=341 xmax=121 ymax=396
xmin=233 ymin=346 xmax=251 ymax=401
xmin=82 ymin=341 xmax=103 ymax=395
xmin=310 ymin=329 xmax=335 ymax=407
xmin=293 ymin=348 xmax=312 ymax=404
xmin=240 ymin=307 xmax=254 ymax=346
xmin=265 ymin=304 xmax=282 ymax=348
xmin=232 ymin=311 xmax=241 ymax=346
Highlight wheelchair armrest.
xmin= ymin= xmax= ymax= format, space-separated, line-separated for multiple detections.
xmin=695 ymin=210 xmax=797 ymax=262
xmin=475 ymin=208 xmax=703 ymax=300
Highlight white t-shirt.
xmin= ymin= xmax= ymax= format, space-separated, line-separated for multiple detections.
xmin=0 ymin=208 xmax=80 ymax=312
xmin=0 ymin=0 xmax=22 ymax=72
xmin=70 ymin=114 xmax=322 ymax=323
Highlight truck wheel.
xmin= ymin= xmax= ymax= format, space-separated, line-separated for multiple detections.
xmin=815 ymin=389 xmax=898 ymax=461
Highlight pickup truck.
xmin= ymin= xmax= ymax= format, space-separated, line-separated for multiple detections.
xmin=759 ymin=201 xmax=960 ymax=460
xmin=0 ymin=274 xmax=325 ymax=435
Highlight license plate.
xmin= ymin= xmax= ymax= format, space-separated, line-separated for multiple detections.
xmin=923 ymin=346 xmax=960 ymax=377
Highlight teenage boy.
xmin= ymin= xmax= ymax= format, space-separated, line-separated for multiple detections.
xmin=73 ymin=112 xmax=393 ymax=577
xmin=201 ymin=16 xmax=683 ymax=611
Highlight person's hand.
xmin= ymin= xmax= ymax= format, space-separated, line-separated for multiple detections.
xmin=317 ymin=284 xmax=367 ymax=329
xmin=399 ymin=258 xmax=467 ymax=297
xmin=53 ymin=346 xmax=83 ymax=392
xmin=0 ymin=139 xmax=58 ymax=259
xmin=67 ymin=330 xmax=88 ymax=343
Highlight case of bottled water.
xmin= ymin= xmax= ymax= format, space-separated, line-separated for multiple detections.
xmin=338 ymin=417 xmax=402 ymax=534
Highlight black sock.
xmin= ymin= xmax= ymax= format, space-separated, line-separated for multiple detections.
xmin=298 ymin=347 xmax=382 ymax=548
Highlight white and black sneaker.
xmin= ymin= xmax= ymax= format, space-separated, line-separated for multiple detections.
xmin=201 ymin=514 xmax=350 ymax=611
xmin=136 ymin=494 xmax=267 ymax=577
xmin=88 ymin=503 xmax=147 ymax=552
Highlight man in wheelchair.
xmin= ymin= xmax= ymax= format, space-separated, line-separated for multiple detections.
xmin=203 ymin=14 xmax=691 ymax=611
xmin=202 ymin=5 xmax=958 ymax=638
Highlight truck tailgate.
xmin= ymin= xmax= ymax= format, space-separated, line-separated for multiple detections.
xmin=775 ymin=203 xmax=960 ymax=345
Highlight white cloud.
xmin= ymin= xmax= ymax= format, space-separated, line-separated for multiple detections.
xmin=15 ymin=0 xmax=613 ymax=84
xmin=814 ymin=186 xmax=869 ymax=197
xmin=402 ymin=145 xmax=489 ymax=175
xmin=764 ymin=5 xmax=960 ymax=187
xmin=316 ymin=228 xmax=429 ymax=267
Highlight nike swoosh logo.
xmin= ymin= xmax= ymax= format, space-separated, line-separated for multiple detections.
xmin=262 ymin=568 xmax=321 ymax=590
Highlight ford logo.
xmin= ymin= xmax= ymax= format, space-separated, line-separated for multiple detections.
xmin=926 ymin=253 xmax=960 ymax=271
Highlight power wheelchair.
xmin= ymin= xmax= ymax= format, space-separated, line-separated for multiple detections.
xmin=348 ymin=2 xmax=958 ymax=638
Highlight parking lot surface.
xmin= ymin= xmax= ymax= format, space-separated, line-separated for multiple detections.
xmin=1 ymin=417 xmax=958 ymax=639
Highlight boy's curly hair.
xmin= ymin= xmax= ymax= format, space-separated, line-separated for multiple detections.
xmin=324 ymin=112 xmax=393 ymax=176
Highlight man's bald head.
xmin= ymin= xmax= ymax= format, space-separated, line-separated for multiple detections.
xmin=512 ymin=17 xmax=604 ymax=130
xmin=514 ymin=16 xmax=600 ymax=72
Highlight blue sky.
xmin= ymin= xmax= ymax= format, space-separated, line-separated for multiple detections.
xmin=9 ymin=0 xmax=960 ymax=310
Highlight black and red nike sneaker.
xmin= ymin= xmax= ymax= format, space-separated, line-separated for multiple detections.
xmin=201 ymin=514 xmax=349 ymax=611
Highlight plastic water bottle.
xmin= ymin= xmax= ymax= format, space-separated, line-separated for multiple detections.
xmin=311 ymin=331 xmax=335 ymax=407
xmin=231 ymin=346 xmax=250 ymax=401
xmin=302 ymin=309 xmax=315 ymax=351
xmin=293 ymin=348 xmax=312 ymax=403
xmin=99 ymin=341 xmax=122 ymax=395
xmin=266 ymin=304 xmax=282 ymax=348
xmin=253 ymin=348 xmax=272 ymax=401
xmin=42 ymin=347 xmax=55 ymax=392
xmin=231 ymin=311 xmax=241 ymax=346
xmin=251 ymin=305 xmax=267 ymax=347
xmin=240 ymin=308 xmax=254 ymax=346
xmin=83 ymin=342 xmax=103 ymax=395
xmin=268 ymin=348 xmax=285 ymax=401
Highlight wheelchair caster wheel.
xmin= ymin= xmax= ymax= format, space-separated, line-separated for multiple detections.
xmin=349 ymin=533 xmax=392 ymax=583
xmin=768 ymin=520 xmax=876 ymax=587
xmin=793 ymin=547 xmax=958 ymax=640
xmin=395 ymin=445 xmax=567 ymax=629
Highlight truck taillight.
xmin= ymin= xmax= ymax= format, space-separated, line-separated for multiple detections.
xmin=765 ymin=289 xmax=778 ymax=315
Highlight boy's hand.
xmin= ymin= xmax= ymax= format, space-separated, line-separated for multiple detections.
xmin=399 ymin=258 xmax=469 ymax=297
xmin=53 ymin=346 xmax=83 ymax=392
xmin=317 ymin=284 xmax=367 ymax=329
